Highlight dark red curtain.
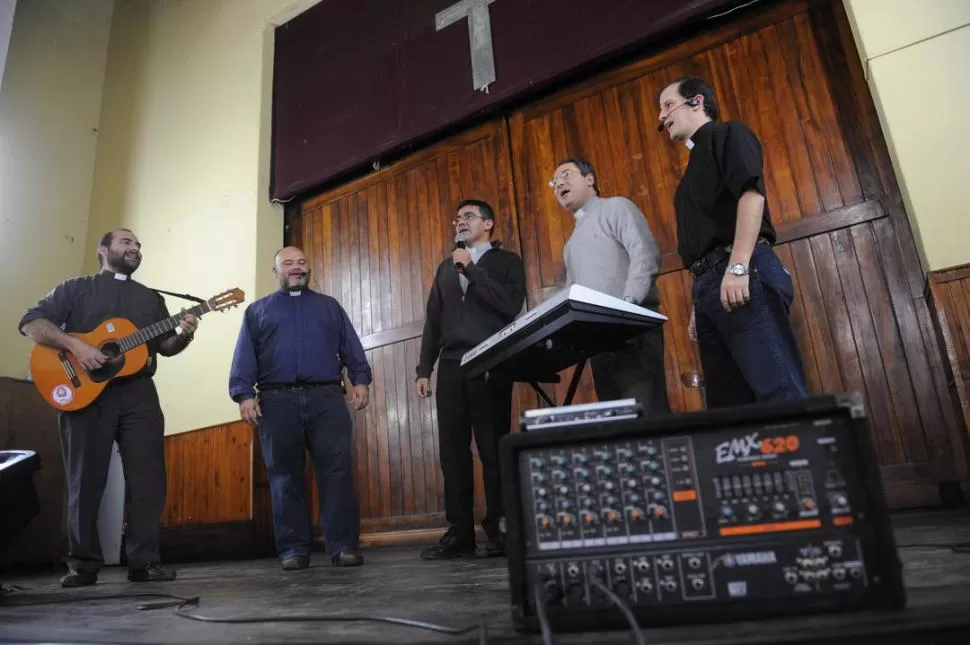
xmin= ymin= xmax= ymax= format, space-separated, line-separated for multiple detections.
xmin=271 ymin=0 xmax=739 ymax=200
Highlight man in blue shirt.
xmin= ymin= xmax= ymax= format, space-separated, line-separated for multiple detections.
xmin=229 ymin=246 xmax=372 ymax=569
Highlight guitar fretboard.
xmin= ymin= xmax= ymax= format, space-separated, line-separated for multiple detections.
xmin=118 ymin=301 xmax=212 ymax=352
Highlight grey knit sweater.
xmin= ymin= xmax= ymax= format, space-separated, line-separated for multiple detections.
xmin=563 ymin=195 xmax=661 ymax=307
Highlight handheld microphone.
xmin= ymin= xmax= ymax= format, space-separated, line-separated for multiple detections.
xmin=656 ymin=97 xmax=699 ymax=132
xmin=454 ymin=233 xmax=466 ymax=272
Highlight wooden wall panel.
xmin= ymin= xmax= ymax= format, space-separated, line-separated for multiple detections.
xmin=927 ymin=264 xmax=970 ymax=469
xmin=161 ymin=421 xmax=252 ymax=528
xmin=291 ymin=120 xmax=538 ymax=534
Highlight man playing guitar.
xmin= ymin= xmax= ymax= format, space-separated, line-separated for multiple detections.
xmin=18 ymin=228 xmax=198 ymax=587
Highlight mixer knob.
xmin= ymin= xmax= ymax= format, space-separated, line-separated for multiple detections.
xmin=627 ymin=507 xmax=645 ymax=522
xmin=772 ymin=501 xmax=787 ymax=515
xmin=802 ymin=498 xmax=816 ymax=511
xmin=537 ymin=487 xmax=548 ymax=498
xmin=604 ymin=481 xmax=615 ymax=492
xmin=601 ymin=466 xmax=614 ymax=476
xmin=605 ymin=495 xmax=619 ymax=506
xmin=582 ymin=511 xmax=598 ymax=526
xmin=553 ymin=470 xmax=566 ymax=481
xmin=650 ymin=476 xmax=662 ymax=486
xmin=653 ymin=506 xmax=668 ymax=519
xmin=537 ymin=501 xmax=550 ymax=513
xmin=558 ymin=513 xmax=575 ymax=527
xmin=720 ymin=506 xmax=734 ymax=518
xmin=746 ymin=504 xmax=761 ymax=517
xmin=558 ymin=486 xmax=570 ymax=496
xmin=575 ymin=454 xmax=589 ymax=465
xmin=627 ymin=493 xmax=642 ymax=504
xmin=602 ymin=509 xmax=621 ymax=524
xmin=833 ymin=494 xmax=848 ymax=507
xmin=533 ymin=473 xmax=546 ymax=483
xmin=581 ymin=497 xmax=595 ymax=509
xmin=559 ymin=499 xmax=573 ymax=510
xmin=653 ymin=491 xmax=665 ymax=501
xmin=550 ymin=455 xmax=565 ymax=466
xmin=626 ymin=479 xmax=638 ymax=489
xmin=577 ymin=468 xmax=590 ymax=479
xmin=623 ymin=464 xmax=637 ymax=475
xmin=648 ymin=461 xmax=660 ymax=471
xmin=580 ymin=483 xmax=592 ymax=494
xmin=537 ymin=515 xmax=553 ymax=529
xmin=598 ymin=451 xmax=612 ymax=462
xmin=532 ymin=458 xmax=546 ymax=468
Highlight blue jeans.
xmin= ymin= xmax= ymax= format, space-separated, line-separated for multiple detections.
xmin=692 ymin=245 xmax=808 ymax=408
xmin=257 ymin=386 xmax=359 ymax=559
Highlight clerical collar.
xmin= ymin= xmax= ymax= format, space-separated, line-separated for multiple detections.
xmin=686 ymin=121 xmax=715 ymax=151
xmin=288 ymin=290 xmax=302 ymax=296
xmin=101 ymin=270 xmax=128 ymax=281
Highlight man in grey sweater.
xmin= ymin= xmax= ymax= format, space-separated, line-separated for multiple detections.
xmin=552 ymin=157 xmax=671 ymax=415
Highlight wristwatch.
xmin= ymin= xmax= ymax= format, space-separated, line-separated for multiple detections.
xmin=726 ymin=263 xmax=749 ymax=276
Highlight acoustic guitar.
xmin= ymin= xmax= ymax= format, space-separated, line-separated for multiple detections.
xmin=30 ymin=288 xmax=245 ymax=412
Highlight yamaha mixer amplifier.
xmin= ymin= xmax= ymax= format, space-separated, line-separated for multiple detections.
xmin=500 ymin=394 xmax=906 ymax=633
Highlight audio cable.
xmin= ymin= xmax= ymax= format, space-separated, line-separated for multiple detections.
xmin=3 ymin=592 xmax=489 ymax=644
xmin=533 ymin=579 xmax=559 ymax=645
xmin=587 ymin=578 xmax=647 ymax=645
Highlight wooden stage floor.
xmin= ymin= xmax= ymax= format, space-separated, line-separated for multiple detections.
xmin=1 ymin=509 xmax=968 ymax=645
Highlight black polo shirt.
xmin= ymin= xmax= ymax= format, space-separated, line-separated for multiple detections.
xmin=18 ymin=270 xmax=172 ymax=377
xmin=674 ymin=120 xmax=777 ymax=268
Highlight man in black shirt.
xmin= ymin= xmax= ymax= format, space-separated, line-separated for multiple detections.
xmin=657 ymin=77 xmax=808 ymax=407
xmin=18 ymin=229 xmax=198 ymax=587
xmin=415 ymin=199 xmax=526 ymax=559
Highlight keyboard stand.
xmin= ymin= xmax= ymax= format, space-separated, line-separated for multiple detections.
xmin=513 ymin=358 xmax=588 ymax=408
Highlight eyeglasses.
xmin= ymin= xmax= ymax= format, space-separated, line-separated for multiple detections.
xmin=548 ymin=168 xmax=576 ymax=188
xmin=452 ymin=212 xmax=486 ymax=227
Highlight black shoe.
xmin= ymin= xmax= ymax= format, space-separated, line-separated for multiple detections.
xmin=483 ymin=536 xmax=506 ymax=558
xmin=331 ymin=548 xmax=363 ymax=567
xmin=421 ymin=528 xmax=476 ymax=560
xmin=127 ymin=562 xmax=176 ymax=582
xmin=61 ymin=569 xmax=98 ymax=588
xmin=281 ymin=555 xmax=310 ymax=571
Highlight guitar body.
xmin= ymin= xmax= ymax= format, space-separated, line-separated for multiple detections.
xmin=30 ymin=317 xmax=149 ymax=412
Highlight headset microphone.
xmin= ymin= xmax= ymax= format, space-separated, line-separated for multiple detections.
xmin=657 ymin=97 xmax=700 ymax=132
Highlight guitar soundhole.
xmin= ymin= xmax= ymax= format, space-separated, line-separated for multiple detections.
xmin=87 ymin=341 xmax=125 ymax=383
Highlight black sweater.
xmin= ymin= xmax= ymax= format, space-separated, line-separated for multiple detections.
xmin=416 ymin=244 xmax=526 ymax=378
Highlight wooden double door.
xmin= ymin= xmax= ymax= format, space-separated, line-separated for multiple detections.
xmin=286 ymin=0 xmax=968 ymax=536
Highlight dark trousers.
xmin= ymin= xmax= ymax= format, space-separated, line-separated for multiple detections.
xmin=692 ymin=244 xmax=809 ymax=407
xmin=257 ymin=385 xmax=359 ymax=559
xmin=590 ymin=325 xmax=671 ymax=415
xmin=435 ymin=359 xmax=513 ymax=542
xmin=57 ymin=377 xmax=166 ymax=572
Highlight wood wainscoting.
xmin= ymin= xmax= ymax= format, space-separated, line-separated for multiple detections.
xmin=159 ymin=421 xmax=256 ymax=562
xmin=927 ymin=263 xmax=970 ymax=499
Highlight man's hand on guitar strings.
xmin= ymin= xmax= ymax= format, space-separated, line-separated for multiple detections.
xmin=71 ymin=340 xmax=108 ymax=371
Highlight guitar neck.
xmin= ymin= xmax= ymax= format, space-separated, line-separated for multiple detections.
xmin=118 ymin=302 xmax=212 ymax=353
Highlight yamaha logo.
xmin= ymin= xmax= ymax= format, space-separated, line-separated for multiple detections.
xmin=723 ymin=551 xmax=778 ymax=567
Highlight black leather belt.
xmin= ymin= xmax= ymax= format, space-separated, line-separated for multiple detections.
xmin=688 ymin=237 xmax=770 ymax=278
xmin=258 ymin=381 xmax=341 ymax=392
